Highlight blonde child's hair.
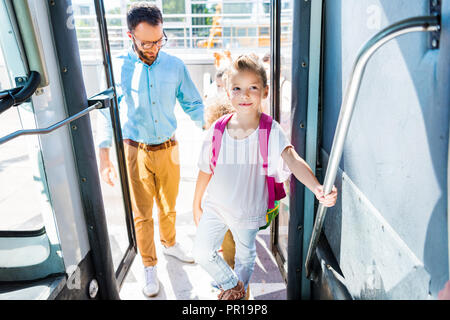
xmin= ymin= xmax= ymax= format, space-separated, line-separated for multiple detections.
xmin=204 ymin=93 xmax=235 ymax=129
xmin=224 ymin=53 xmax=268 ymax=89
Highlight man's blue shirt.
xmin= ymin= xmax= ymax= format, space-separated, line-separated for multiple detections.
xmin=98 ymin=49 xmax=204 ymax=148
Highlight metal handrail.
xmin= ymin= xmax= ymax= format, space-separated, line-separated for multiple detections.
xmin=0 ymin=71 xmax=41 ymax=115
xmin=0 ymin=101 xmax=103 ymax=146
xmin=305 ymin=15 xmax=440 ymax=280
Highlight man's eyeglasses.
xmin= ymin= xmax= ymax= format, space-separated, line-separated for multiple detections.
xmin=131 ymin=31 xmax=168 ymax=50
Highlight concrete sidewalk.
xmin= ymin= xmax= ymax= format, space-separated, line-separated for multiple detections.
xmin=119 ymin=105 xmax=287 ymax=300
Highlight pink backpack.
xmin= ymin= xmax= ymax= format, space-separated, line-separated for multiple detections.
xmin=209 ymin=113 xmax=286 ymax=229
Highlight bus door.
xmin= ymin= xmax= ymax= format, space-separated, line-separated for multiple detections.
xmin=268 ymin=0 xmax=294 ymax=286
xmin=67 ymin=0 xmax=138 ymax=291
xmin=269 ymin=0 xmax=324 ymax=300
xmin=0 ymin=0 xmax=136 ymax=299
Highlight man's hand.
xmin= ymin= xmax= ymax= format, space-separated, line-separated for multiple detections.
xmin=99 ymin=148 xmax=117 ymax=187
xmin=193 ymin=206 xmax=203 ymax=227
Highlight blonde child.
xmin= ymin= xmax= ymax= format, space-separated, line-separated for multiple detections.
xmin=203 ymin=82 xmax=252 ymax=298
xmin=193 ymin=54 xmax=337 ymax=300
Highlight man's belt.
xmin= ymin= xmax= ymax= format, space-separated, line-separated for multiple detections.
xmin=123 ymin=138 xmax=177 ymax=152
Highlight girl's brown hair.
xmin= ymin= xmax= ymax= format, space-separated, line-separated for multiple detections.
xmin=224 ymin=53 xmax=268 ymax=89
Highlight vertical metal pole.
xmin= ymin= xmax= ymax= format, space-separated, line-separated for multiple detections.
xmin=93 ymin=0 xmax=137 ymax=288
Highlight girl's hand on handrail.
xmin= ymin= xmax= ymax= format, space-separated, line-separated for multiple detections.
xmin=313 ymin=185 xmax=338 ymax=208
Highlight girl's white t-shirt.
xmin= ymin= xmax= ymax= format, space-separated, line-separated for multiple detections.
xmin=197 ymin=118 xmax=292 ymax=229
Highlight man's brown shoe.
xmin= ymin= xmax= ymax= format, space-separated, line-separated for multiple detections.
xmin=217 ymin=281 xmax=245 ymax=300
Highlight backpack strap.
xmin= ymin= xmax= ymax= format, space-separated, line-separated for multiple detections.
xmin=258 ymin=113 xmax=272 ymax=172
xmin=210 ymin=113 xmax=234 ymax=174
xmin=258 ymin=113 xmax=276 ymax=209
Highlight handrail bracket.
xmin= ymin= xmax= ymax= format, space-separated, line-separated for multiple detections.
xmin=430 ymin=0 xmax=441 ymax=49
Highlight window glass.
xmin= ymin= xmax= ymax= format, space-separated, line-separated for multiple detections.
xmin=222 ymin=2 xmax=253 ymax=14
xmin=163 ymin=0 xmax=185 ymax=14
xmin=72 ymin=0 xmax=271 ymax=54
xmin=192 ymin=3 xmax=218 ymax=17
xmin=72 ymin=0 xmax=132 ymax=273
xmin=0 ymin=22 xmax=49 ymax=232
xmin=165 ymin=27 xmax=188 ymax=48
xmin=262 ymin=1 xmax=271 ymax=14
xmin=163 ymin=0 xmax=185 ymax=22
xmin=0 ymin=46 xmax=11 ymax=89
xmin=192 ymin=27 xmax=210 ymax=37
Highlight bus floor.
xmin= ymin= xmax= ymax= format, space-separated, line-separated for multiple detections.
xmin=118 ymin=105 xmax=287 ymax=300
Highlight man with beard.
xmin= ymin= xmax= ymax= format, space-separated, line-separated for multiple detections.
xmin=97 ymin=2 xmax=204 ymax=297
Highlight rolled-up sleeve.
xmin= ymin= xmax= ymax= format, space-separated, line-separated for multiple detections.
xmin=177 ymin=63 xmax=205 ymax=128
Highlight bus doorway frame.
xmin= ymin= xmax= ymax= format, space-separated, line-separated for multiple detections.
xmin=47 ymin=0 xmax=137 ymax=298
xmin=269 ymin=0 xmax=323 ymax=300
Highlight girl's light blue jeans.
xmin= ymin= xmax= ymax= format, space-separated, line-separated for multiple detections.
xmin=193 ymin=211 xmax=259 ymax=291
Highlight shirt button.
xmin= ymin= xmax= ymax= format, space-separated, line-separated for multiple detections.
xmin=150 ymin=84 xmax=153 ymax=88
xmin=155 ymin=120 xmax=158 ymax=123
xmin=152 ymin=102 xmax=155 ymax=105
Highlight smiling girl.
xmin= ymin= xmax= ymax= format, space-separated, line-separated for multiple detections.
xmin=192 ymin=54 xmax=337 ymax=300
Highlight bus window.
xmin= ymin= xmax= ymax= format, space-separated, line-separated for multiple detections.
xmin=0 ymin=0 xmax=64 ymax=284
xmin=162 ymin=0 xmax=186 ymax=23
xmin=0 ymin=14 xmax=47 ymax=233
